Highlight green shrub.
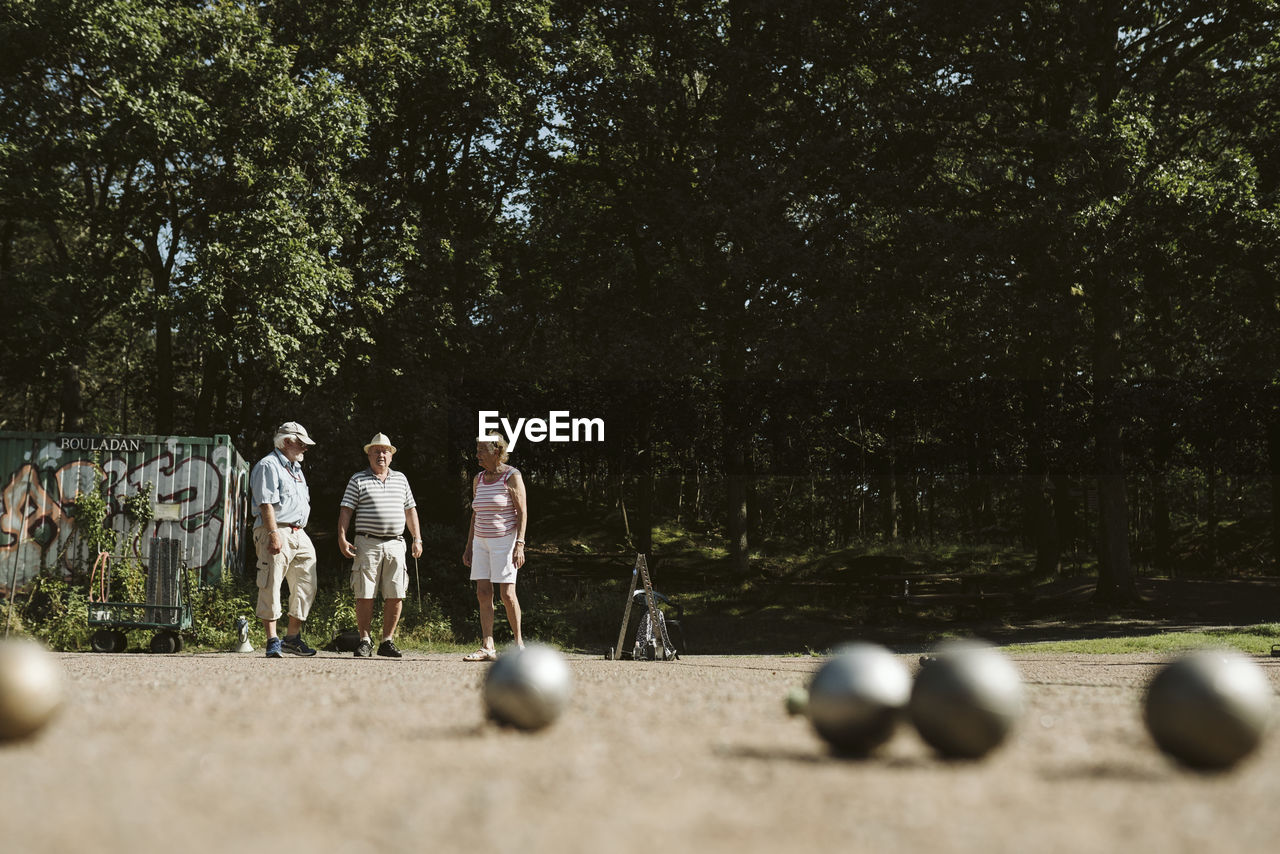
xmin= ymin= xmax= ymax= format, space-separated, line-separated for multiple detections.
xmin=18 ymin=572 xmax=89 ymax=650
xmin=188 ymin=570 xmax=254 ymax=649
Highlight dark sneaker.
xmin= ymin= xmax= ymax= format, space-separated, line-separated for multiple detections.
xmin=354 ymin=638 xmax=373 ymax=658
xmin=377 ymin=639 xmax=403 ymax=659
xmin=265 ymin=637 xmax=283 ymax=658
xmin=281 ymin=634 xmax=317 ymax=657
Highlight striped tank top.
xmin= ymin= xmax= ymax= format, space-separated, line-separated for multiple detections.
xmin=473 ymin=466 xmax=519 ymax=538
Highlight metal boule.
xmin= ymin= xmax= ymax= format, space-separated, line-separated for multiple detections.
xmin=0 ymin=638 xmax=65 ymax=742
xmin=909 ymin=639 xmax=1024 ymax=759
xmin=806 ymin=642 xmax=910 ymax=756
xmin=1144 ymin=650 xmax=1272 ymax=771
xmin=483 ymin=644 xmax=572 ymax=731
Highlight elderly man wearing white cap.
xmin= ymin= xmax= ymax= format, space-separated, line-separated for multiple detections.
xmin=337 ymin=433 xmax=423 ymax=658
xmin=250 ymin=421 xmax=320 ymax=658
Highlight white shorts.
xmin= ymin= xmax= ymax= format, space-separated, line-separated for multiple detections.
xmin=351 ymin=534 xmax=409 ymax=600
xmin=470 ymin=533 xmax=518 ymax=584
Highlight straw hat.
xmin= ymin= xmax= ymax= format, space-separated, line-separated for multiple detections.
xmin=363 ymin=433 xmax=397 ymax=454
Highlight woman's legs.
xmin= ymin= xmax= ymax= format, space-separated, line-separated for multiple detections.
xmin=475 ymin=579 xmax=496 ymax=651
xmin=497 ymin=582 xmax=523 ymax=648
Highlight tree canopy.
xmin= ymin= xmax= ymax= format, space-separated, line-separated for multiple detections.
xmin=3 ymin=1 xmax=1278 ymax=591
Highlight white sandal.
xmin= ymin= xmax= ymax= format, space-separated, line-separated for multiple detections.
xmin=463 ymin=648 xmax=497 ymax=662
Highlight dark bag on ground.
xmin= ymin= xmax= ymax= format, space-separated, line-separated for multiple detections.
xmin=324 ymin=627 xmax=362 ymax=652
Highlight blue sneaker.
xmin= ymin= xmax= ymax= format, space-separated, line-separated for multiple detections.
xmin=282 ymin=634 xmax=317 ymax=656
xmin=265 ymin=637 xmax=283 ymax=658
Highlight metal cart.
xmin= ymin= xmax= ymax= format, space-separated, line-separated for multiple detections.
xmin=88 ymin=537 xmax=192 ymax=654
xmin=604 ymin=554 xmax=685 ymax=661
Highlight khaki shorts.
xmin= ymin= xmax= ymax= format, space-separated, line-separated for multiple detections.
xmin=253 ymin=526 xmax=317 ymax=622
xmin=351 ymin=534 xmax=409 ymax=600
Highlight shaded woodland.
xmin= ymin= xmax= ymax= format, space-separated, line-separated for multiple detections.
xmin=3 ymin=1 xmax=1280 ymax=601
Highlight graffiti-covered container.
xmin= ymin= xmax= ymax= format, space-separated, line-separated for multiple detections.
xmin=0 ymin=431 xmax=251 ymax=594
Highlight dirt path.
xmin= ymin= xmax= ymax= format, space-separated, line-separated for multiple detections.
xmin=2 ymin=650 xmax=1279 ymax=853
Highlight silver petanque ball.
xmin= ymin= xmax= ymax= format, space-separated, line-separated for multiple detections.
xmin=909 ymin=640 xmax=1024 ymax=759
xmin=807 ymin=643 xmax=911 ymax=756
xmin=1144 ymin=650 xmax=1272 ymax=771
xmin=0 ymin=638 xmax=65 ymax=742
xmin=483 ymin=644 xmax=572 ymax=731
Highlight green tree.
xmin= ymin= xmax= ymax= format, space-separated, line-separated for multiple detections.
xmin=1 ymin=0 xmax=368 ymax=436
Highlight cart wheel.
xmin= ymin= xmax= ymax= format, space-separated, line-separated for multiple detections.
xmin=604 ymin=649 xmax=614 ymax=660
xmin=667 ymin=621 xmax=687 ymax=656
xmin=111 ymin=631 xmax=129 ymax=653
xmin=91 ymin=629 xmax=116 ymax=653
xmin=150 ymin=631 xmax=179 ymax=654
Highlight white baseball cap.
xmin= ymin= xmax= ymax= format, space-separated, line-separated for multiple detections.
xmin=275 ymin=421 xmax=317 ymax=446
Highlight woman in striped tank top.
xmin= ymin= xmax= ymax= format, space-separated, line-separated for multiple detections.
xmin=461 ymin=434 xmax=528 ymax=661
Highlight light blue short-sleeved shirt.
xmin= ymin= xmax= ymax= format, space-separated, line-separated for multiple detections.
xmin=251 ymin=449 xmax=311 ymax=528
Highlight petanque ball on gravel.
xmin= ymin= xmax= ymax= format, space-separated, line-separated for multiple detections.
xmin=909 ymin=640 xmax=1024 ymax=759
xmin=0 ymin=638 xmax=65 ymax=742
xmin=483 ymin=644 xmax=572 ymax=731
xmin=1144 ymin=650 xmax=1272 ymax=771
xmin=806 ymin=643 xmax=911 ymax=756
xmin=784 ymin=686 xmax=809 ymax=717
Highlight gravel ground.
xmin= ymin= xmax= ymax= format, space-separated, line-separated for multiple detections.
xmin=2 ymin=649 xmax=1279 ymax=854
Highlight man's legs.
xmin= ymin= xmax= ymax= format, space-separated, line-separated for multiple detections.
xmin=254 ymin=527 xmax=286 ymax=650
xmin=382 ymin=598 xmax=403 ymax=641
xmin=356 ymin=598 xmax=375 ymax=641
xmin=264 ymin=616 xmax=305 ymax=637
xmin=354 ymin=597 xmax=402 ymax=641
xmin=279 ymin=532 xmax=317 ymax=655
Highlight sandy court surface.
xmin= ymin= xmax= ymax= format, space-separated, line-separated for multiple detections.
xmin=2 ymin=650 xmax=1279 ymax=853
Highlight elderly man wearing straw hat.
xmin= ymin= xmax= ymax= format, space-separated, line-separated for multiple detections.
xmin=337 ymin=433 xmax=423 ymax=658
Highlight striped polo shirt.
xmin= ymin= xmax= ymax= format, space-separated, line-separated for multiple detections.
xmin=473 ymin=466 xmax=519 ymax=538
xmin=340 ymin=468 xmax=416 ymax=537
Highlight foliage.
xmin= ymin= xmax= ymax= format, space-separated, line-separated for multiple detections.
xmin=122 ymin=481 xmax=154 ymax=552
xmin=70 ymin=468 xmax=115 ymax=560
xmin=2 ymin=0 xmax=1279 ymax=596
xmin=187 ymin=570 xmax=254 ymax=650
xmin=17 ymin=572 xmax=90 ymax=651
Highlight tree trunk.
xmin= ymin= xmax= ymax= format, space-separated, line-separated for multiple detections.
xmin=1204 ymin=446 xmax=1218 ymax=575
xmin=886 ymin=453 xmax=899 ymax=541
xmin=1269 ymin=409 xmax=1280 ymax=575
xmin=1151 ymin=420 xmax=1174 ymax=574
xmin=1091 ymin=306 xmax=1135 ymax=601
xmin=1089 ymin=0 xmax=1136 ymax=603
xmin=634 ymin=416 xmax=653 ymax=557
xmin=194 ymin=357 xmax=219 ymax=434
xmin=1023 ymin=380 xmax=1061 ymax=574
xmin=146 ymin=251 xmax=175 ymax=434
xmin=60 ymin=364 xmax=84 ymax=433
xmin=720 ymin=332 xmax=750 ymax=575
